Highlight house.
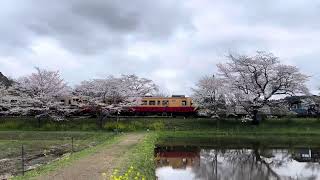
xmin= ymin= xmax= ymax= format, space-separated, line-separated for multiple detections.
xmin=285 ymin=95 xmax=320 ymax=116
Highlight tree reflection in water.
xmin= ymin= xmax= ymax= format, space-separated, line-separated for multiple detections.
xmin=156 ymin=146 xmax=320 ymax=180
xmin=193 ymin=148 xmax=319 ymax=180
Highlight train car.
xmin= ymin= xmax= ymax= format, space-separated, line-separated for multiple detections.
xmin=125 ymin=95 xmax=197 ymax=117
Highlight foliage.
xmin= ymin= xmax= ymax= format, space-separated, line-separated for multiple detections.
xmin=148 ymin=121 xmax=165 ymax=131
xmin=104 ymin=120 xmax=165 ymax=131
xmin=106 ymin=167 xmax=146 ymax=180
xmin=192 ymin=75 xmax=229 ymax=117
xmin=1 ymin=117 xmax=320 ymax=137
xmin=112 ymin=133 xmax=158 ymax=180
xmin=17 ymin=67 xmax=69 ymax=104
xmin=74 ymin=74 xmax=158 ymax=105
xmin=74 ymin=74 xmax=159 ymax=129
xmin=121 ymin=74 xmax=158 ymax=97
xmin=217 ymin=51 xmax=309 ymax=123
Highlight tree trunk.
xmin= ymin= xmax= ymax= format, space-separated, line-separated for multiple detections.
xmin=96 ymin=111 xmax=104 ymax=129
xmin=251 ymin=109 xmax=260 ymax=125
xmin=37 ymin=117 xmax=41 ymax=128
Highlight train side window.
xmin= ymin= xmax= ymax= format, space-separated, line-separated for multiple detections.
xmin=162 ymin=100 xmax=169 ymax=106
xmin=149 ymin=100 xmax=156 ymax=105
xmin=157 ymin=101 xmax=161 ymax=105
xmin=182 ymin=100 xmax=187 ymax=106
xmin=142 ymin=100 xmax=148 ymax=105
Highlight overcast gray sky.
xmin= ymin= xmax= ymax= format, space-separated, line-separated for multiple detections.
xmin=1 ymin=0 xmax=319 ymax=95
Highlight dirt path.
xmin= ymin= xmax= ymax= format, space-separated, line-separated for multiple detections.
xmin=37 ymin=133 xmax=145 ymax=180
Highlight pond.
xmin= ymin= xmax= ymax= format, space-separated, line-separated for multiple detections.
xmin=155 ymin=137 xmax=320 ymax=180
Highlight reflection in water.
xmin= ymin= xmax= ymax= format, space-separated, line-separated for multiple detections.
xmin=155 ymin=146 xmax=320 ymax=180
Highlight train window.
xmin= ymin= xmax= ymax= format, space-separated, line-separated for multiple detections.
xmin=162 ymin=100 xmax=169 ymax=106
xmin=157 ymin=101 xmax=161 ymax=105
xmin=149 ymin=101 xmax=156 ymax=105
xmin=10 ymin=99 xmax=18 ymax=103
xmin=142 ymin=100 xmax=148 ymax=105
xmin=182 ymin=100 xmax=187 ymax=106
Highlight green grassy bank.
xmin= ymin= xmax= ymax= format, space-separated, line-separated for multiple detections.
xmin=1 ymin=117 xmax=320 ymax=135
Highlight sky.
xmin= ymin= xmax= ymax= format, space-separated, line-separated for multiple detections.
xmin=0 ymin=0 xmax=320 ymax=95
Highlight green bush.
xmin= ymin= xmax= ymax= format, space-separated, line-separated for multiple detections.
xmin=104 ymin=122 xmax=129 ymax=132
xmin=0 ymin=120 xmax=20 ymax=129
xmin=80 ymin=123 xmax=97 ymax=131
xmin=148 ymin=121 xmax=165 ymax=131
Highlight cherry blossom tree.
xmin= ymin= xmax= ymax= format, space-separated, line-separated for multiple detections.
xmin=154 ymin=87 xmax=171 ymax=97
xmin=75 ymin=76 xmax=126 ymax=105
xmin=0 ymin=82 xmax=40 ymax=116
xmin=14 ymin=68 xmax=71 ymax=122
xmin=75 ymin=74 xmax=158 ymax=104
xmin=217 ymin=51 xmax=309 ymax=124
xmin=120 ymin=74 xmax=159 ymax=96
xmin=192 ymin=75 xmax=229 ymax=117
xmin=75 ymin=74 xmax=157 ymax=129
xmin=0 ymin=83 xmax=7 ymax=101
xmin=17 ymin=67 xmax=69 ymax=105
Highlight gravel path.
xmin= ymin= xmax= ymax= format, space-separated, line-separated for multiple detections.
xmin=37 ymin=133 xmax=145 ymax=180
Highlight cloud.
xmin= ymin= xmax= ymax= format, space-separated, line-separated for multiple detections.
xmin=0 ymin=0 xmax=319 ymax=95
xmin=1 ymin=0 xmax=192 ymax=55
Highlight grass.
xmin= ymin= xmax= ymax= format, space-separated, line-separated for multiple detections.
xmin=114 ymin=132 xmax=159 ymax=180
xmin=1 ymin=116 xmax=320 ymax=134
xmin=0 ymin=131 xmax=115 ymax=179
xmin=12 ymin=133 xmax=121 ymax=180
xmin=156 ymin=131 xmax=320 ymax=148
xmin=0 ymin=116 xmax=100 ymax=131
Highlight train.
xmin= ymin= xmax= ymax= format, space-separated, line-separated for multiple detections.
xmin=123 ymin=95 xmax=197 ymax=117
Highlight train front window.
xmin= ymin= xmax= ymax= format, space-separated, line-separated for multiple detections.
xmin=157 ymin=101 xmax=161 ymax=105
xmin=142 ymin=100 xmax=148 ymax=105
xmin=149 ymin=100 xmax=156 ymax=105
xmin=162 ymin=100 xmax=169 ymax=106
xmin=182 ymin=100 xmax=187 ymax=106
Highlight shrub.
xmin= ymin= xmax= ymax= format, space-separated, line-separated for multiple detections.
xmin=105 ymin=166 xmax=146 ymax=180
xmin=148 ymin=121 xmax=165 ymax=131
xmin=0 ymin=120 xmax=20 ymax=129
xmin=104 ymin=122 xmax=129 ymax=132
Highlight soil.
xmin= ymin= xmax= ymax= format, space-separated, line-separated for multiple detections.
xmin=37 ymin=133 xmax=145 ymax=180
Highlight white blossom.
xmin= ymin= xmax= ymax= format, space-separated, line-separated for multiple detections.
xmin=192 ymin=75 xmax=229 ymax=117
xmin=17 ymin=67 xmax=70 ymax=105
xmin=217 ymin=51 xmax=309 ymax=116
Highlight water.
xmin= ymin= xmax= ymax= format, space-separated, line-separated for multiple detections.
xmin=155 ymin=139 xmax=320 ymax=180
